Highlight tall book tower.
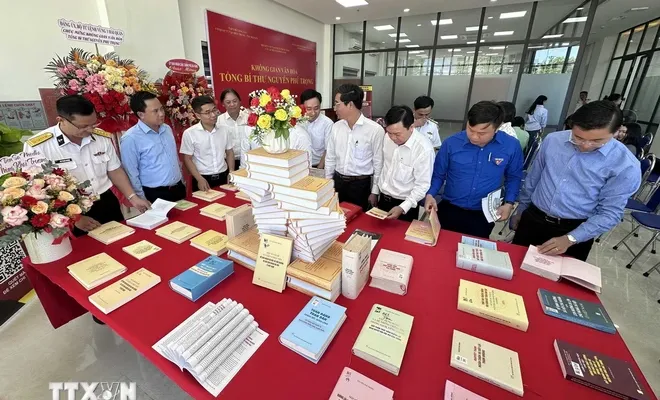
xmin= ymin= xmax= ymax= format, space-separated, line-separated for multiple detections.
xmin=230 ymin=148 xmax=346 ymax=262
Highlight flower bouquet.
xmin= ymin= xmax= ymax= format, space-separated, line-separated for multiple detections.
xmin=160 ymin=73 xmax=213 ymax=129
xmin=246 ymin=87 xmax=306 ymax=153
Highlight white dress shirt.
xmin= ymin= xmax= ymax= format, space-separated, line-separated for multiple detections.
xmin=499 ymin=122 xmax=518 ymax=138
xmin=418 ymin=120 xmax=442 ymax=148
xmin=217 ymin=109 xmax=250 ymax=159
xmin=239 ymin=125 xmax=313 ymax=169
xmin=324 ymin=114 xmax=385 ymax=193
xmin=305 ymin=114 xmax=334 ymax=165
xmin=24 ymin=125 xmax=121 ymax=196
xmin=179 ymin=122 xmax=232 ymax=175
xmin=377 ymin=129 xmax=435 ymax=213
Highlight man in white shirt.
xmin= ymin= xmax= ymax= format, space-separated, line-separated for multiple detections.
xmin=24 ymin=95 xmax=150 ymax=235
xmin=574 ymin=91 xmax=590 ymax=113
xmin=376 ymin=105 xmax=434 ymax=221
xmin=325 ymin=84 xmax=384 ymax=211
xmin=180 ymin=96 xmax=235 ymax=192
xmin=300 ymin=89 xmax=334 ymax=168
xmin=240 ymin=124 xmax=312 ymax=169
xmin=413 ymin=96 xmax=442 ymax=149
xmin=216 ymin=88 xmax=250 ymax=164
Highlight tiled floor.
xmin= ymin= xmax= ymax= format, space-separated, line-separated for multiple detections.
xmin=1 ymin=221 xmax=659 ymax=400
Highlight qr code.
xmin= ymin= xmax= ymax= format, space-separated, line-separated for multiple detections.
xmin=0 ymin=241 xmax=26 ymax=284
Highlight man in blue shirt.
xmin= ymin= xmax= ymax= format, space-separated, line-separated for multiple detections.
xmin=120 ymin=91 xmax=185 ymax=203
xmin=512 ymin=101 xmax=641 ymax=261
xmin=425 ymin=101 xmax=524 ymax=238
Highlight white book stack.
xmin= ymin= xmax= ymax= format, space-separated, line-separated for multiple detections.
xmin=230 ymin=148 xmax=346 ymax=262
xmin=153 ymin=299 xmax=268 ymax=396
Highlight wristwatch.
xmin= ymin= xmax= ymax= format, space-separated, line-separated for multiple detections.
xmin=505 ymin=201 xmax=515 ymax=205
xmin=567 ymin=234 xmax=577 ymax=244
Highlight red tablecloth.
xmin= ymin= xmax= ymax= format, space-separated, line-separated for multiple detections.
xmin=23 ymin=193 xmax=657 ymax=400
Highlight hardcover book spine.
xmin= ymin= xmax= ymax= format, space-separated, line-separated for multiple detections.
xmin=567 ymin=376 xmax=631 ymax=400
xmin=287 ymin=270 xmax=334 ymax=291
xmin=457 ymin=258 xmax=513 ymax=280
xmin=450 ymin=359 xmax=523 ymax=397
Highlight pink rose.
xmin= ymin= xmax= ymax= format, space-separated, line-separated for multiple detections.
xmin=1 ymin=206 xmax=28 ymax=227
xmin=31 ymin=201 xmax=49 ymax=214
xmin=24 ymin=168 xmax=43 ymax=179
xmin=26 ymin=186 xmax=49 ymax=200
xmin=80 ymin=197 xmax=94 ymax=211
xmin=44 ymin=175 xmax=66 ymax=190
xmin=49 ymin=213 xmax=70 ymax=229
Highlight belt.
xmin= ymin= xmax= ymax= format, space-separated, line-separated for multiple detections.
xmin=529 ymin=204 xmax=586 ymax=225
xmin=203 ymin=172 xmax=226 ymax=180
xmin=144 ymin=181 xmax=183 ymax=191
xmin=382 ymin=193 xmax=405 ymax=202
xmin=334 ymin=172 xmax=372 ymax=181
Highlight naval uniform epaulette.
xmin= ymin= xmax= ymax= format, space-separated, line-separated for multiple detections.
xmin=25 ymin=131 xmax=53 ymax=147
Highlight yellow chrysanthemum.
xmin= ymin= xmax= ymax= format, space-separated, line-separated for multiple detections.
xmin=281 ymin=89 xmax=291 ymax=99
xmin=259 ymin=93 xmax=271 ymax=107
xmin=274 ymin=109 xmax=288 ymax=121
xmin=290 ymin=106 xmax=302 ymax=119
xmin=257 ymin=114 xmax=272 ymax=130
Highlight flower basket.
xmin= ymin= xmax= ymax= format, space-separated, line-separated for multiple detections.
xmin=22 ymin=231 xmax=72 ymax=264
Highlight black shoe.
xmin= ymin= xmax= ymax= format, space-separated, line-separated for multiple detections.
xmin=93 ymin=316 xmax=106 ymax=325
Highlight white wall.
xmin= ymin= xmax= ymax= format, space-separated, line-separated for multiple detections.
xmin=177 ymin=0 xmax=330 ymax=106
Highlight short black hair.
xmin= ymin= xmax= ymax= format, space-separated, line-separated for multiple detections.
xmin=300 ymin=89 xmax=322 ymax=104
xmin=335 ymin=84 xmax=363 ymax=110
xmin=130 ymin=91 xmax=158 ymax=115
xmin=191 ymin=95 xmax=216 ymax=113
xmin=498 ymin=101 xmax=516 ymax=123
xmin=571 ymin=100 xmax=622 ymax=133
xmin=220 ymin=88 xmax=240 ymax=102
xmin=56 ymin=95 xmax=95 ymax=119
xmin=580 ymin=91 xmax=588 ymax=95
xmin=512 ymin=116 xmax=525 ymax=128
xmin=414 ymin=95 xmax=434 ymax=110
xmin=467 ymin=101 xmax=504 ymax=128
xmin=384 ymin=105 xmax=414 ymax=129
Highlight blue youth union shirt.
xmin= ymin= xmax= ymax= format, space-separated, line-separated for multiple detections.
xmin=427 ymin=130 xmax=524 ymax=210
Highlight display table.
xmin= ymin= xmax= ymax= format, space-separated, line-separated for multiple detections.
xmin=22 ymin=194 xmax=657 ymax=399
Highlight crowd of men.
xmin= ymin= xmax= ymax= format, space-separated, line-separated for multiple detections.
xmin=25 ymin=84 xmax=640 ymax=262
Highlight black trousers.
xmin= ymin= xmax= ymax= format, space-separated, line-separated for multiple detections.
xmin=512 ymin=204 xmax=592 ymax=261
xmin=192 ymin=170 xmax=229 ymax=192
xmin=73 ymin=189 xmax=124 ymax=237
xmin=142 ymin=181 xmax=186 ymax=203
xmin=437 ymin=200 xmax=494 ymax=239
xmin=378 ymin=194 xmax=418 ymax=222
xmin=333 ymin=172 xmax=372 ymax=211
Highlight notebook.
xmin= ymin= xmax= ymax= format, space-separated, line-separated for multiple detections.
xmin=521 ymin=245 xmax=602 ymax=293
xmin=126 ymin=198 xmax=177 ymax=230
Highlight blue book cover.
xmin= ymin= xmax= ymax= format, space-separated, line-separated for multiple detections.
xmin=279 ymin=296 xmax=346 ymax=363
xmin=169 ymin=256 xmax=234 ymax=301
xmin=461 ymin=236 xmax=497 ymax=250
xmin=537 ymin=289 xmax=616 ymax=334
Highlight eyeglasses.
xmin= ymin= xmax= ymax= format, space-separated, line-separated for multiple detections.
xmin=569 ymin=132 xmax=608 ymax=148
xmin=60 ymin=115 xmax=99 ymax=131
xmin=198 ymin=108 xmax=220 ymax=116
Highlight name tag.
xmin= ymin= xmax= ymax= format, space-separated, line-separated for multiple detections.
xmin=55 ymin=158 xmax=77 ymax=169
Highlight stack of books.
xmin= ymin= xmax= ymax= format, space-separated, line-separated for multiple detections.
xmin=229 ymin=148 xmax=346 ymax=262
xmin=88 ymin=221 xmax=135 ymax=245
xmin=226 ymin=227 xmax=260 ymax=270
xmin=156 ymin=221 xmax=202 ymax=244
xmin=286 ymin=241 xmax=343 ymax=301
xmin=67 ymin=252 xmax=127 ymax=290
xmin=152 ymin=299 xmax=268 ymax=396
xmin=369 ymin=249 xmax=413 ymax=296
xmin=456 ymin=243 xmax=514 ymax=280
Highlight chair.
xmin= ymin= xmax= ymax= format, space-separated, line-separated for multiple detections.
xmin=613 ymin=211 xmax=660 ymax=270
xmin=633 ymin=153 xmax=657 ymax=202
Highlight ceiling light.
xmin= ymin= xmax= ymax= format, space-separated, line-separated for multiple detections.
xmin=335 ymin=17 xmax=341 ymax=20
xmin=500 ymin=11 xmax=527 ymax=19
xmin=543 ymin=34 xmax=564 ymax=38
xmin=403 ymin=8 xmax=410 ymax=12
xmin=494 ymin=31 xmax=514 ymax=36
xmin=466 ymin=26 xmax=487 ymax=31
xmin=489 ymin=46 xmax=506 ymax=49
xmin=563 ymin=17 xmax=587 ymax=23
xmin=406 ymin=44 xmax=420 ymax=48
xmin=453 ymin=49 xmax=461 ymax=51
xmin=467 ymin=51 xmax=474 ymax=53
xmin=488 ymin=16 xmax=493 ymax=19
xmin=335 ymin=0 xmax=368 ymax=7
xmin=577 ymin=7 xmax=584 ymax=10
xmin=528 ymin=45 xmax=545 ymax=49
xmin=441 ymin=35 xmax=458 ymax=40
xmin=490 ymin=0 xmax=497 ymax=2
xmin=417 ymin=24 xmax=422 ymax=27
xmin=416 ymin=54 xmax=427 ymax=57
xmin=432 ymin=19 xmax=453 ymax=25
xmin=389 ymin=33 xmax=407 ymax=37
xmin=374 ymin=25 xmax=395 ymax=31
xmin=485 ymin=53 xmax=499 ymax=56
xmin=359 ymin=29 xmax=363 ymax=32
xmin=409 ymin=50 xmax=424 ymax=54
xmin=398 ymin=38 xmax=411 ymax=43
xmin=630 ymin=7 xmax=649 ymax=11
xmin=467 ymin=41 xmax=476 ymax=44
xmin=561 ymin=42 xmax=570 ymax=46
xmin=382 ymin=41 xmax=385 ymax=43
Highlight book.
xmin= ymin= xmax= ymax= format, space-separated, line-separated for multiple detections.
xmin=190 ymin=230 xmax=229 ymax=256
xmin=339 ymin=202 xmax=362 ymax=223
xmin=348 ymin=229 xmax=382 ymax=251
xmin=280 ymin=194 xmax=338 ymax=215
xmin=352 ymin=304 xmax=414 ymax=376
xmin=444 ymin=380 xmax=487 ymax=400
xmin=88 ymin=221 xmax=135 ymax=245
xmin=461 ymin=236 xmax=497 ymax=250
xmin=271 ymin=176 xmax=334 ymax=201
xmin=286 ymin=276 xmax=339 ymax=302
xmin=169 ymin=256 xmax=234 ymax=301
xmin=365 ymin=207 xmax=388 ymax=219
xmin=122 ymin=240 xmax=162 ymax=260
xmin=67 ymin=252 xmax=127 ymax=290
xmin=457 ymin=279 xmax=529 ymax=331
xmin=522 ymin=246 xmax=602 ymax=293
xmin=309 ymin=167 xmax=325 ymax=178
xmin=456 ymin=243 xmax=514 ymax=280
xmin=247 ymin=161 xmax=309 ymax=178
xmin=226 ymin=228 xmax=260 ymax=261
xmin=252 ymin=234 xmax=293 ymax=292
xmin=192 ymin=189 xmax=226 ymax=202
xmin=200 ymin=203 xmax=234 ymax=221
xmin=225 ymin=204 xmax=254 ymax=238
xmin=240 ymin=186 xmax=275 ymax=203
xmin=287 ymin=256 xmax=341 ymax=292
xmin=279 ymin=296 xmax=346 ymax=363
xmin=247 ymin=169 xmax=308 ymax=187
xmin=369 ymin=249 xmax=413 ymax=296
xmin=235 ymin=191 xmax=252 ymax=201
xmin=554 ymin=339 xmax=649 ymax=400
xmin=405 ymin=211 xmax=440 ymax=246
xmin=538 ymin=289 xmax=615 ymax=333
xmin=245 ymin=147 xmax=308 ymax=168
xmin=219 ymin=183 xmax=238 ymax=191
xmin=152 ymin=300 xmax=268 ymax=396
xmin=341 ymin=233 xmax=371 ymax=299
xmin=330 ymin=367 xmax=394 ymax=400
xmin=126 ymin=198 xmax=177 ymax=230
xmin=275 ymin=190 xmax=335 ymax=210
xmin=230 ymin=169 xmax=271 ymax=191
xmin=88 ymin=268 xmax=160 ymax=314
xmin=175 ymin=199 xmax=198 ymax=211
xmin=228 ymin=251 xmax=256 ymax=271
xmin=156 ymin=221 xmax=202 ymax=244
xmin=450 ymin=330 xmax=524 ymax=396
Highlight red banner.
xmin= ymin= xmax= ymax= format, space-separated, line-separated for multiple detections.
xmin=205 ymin=11 xmax=316 ymax=107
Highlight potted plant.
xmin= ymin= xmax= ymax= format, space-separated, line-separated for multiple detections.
xmin=0 ymin=123 xmax=33 ymax=157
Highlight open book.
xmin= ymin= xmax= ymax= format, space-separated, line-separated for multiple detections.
xmin=153 ymin=299 xmax=267 ymax=396
xmin=405 ymin=211 xmax=440 ymax=246
xmin=126 ymin=199 xmax=177 ymax=230
xmin=521 ymin=246 xmax=602 ymax=293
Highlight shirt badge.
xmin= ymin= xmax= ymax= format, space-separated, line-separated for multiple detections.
xmin=494 ymin=158 xmax=504 ymax=165
xmin=93 ymin=151 xmax=106 ymax=156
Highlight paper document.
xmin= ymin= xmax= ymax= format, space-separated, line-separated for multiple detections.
xmin=482 ymin=189 xmax=502 ymax=223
